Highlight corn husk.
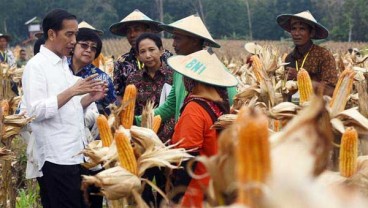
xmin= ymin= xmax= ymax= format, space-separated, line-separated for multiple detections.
xmin=130 ymin=125 xmax=165 ymax=151
xmin=212 ymin=114 xmax=238 ymax=130
xmin=267 ymin=102 xmax=300 ymax=120
xmin=141 ymin=100 xmax=155 ymax=130
xmin=82 ymin=166 xmax=141 ymax=200
xmin=336 ymin=107 xmax=368 ymax=135
xmin=137 ymin=143 xmax=193 ymax=177
xmin=0 ymin=147 xmax=14 ymax=161
xmin=81 ymin=140 xmax=118 ymax=169
xmin=271 ymin=96 xmax=333 ymax=177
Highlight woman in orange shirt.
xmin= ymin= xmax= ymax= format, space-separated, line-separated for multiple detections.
xmin=168 ymin=49 xmax=238 ymax=207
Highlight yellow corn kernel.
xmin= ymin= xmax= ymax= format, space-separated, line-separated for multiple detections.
xmin=297 ymin=68 xmax=314 ymax=104
xmin=235 ymin=106 xmax=271 ymax=206
xmin=250 ymin=55 xmax=263 ymax=83
xmin=97 ymin=115 xmax=113 ymax=147
xmin=339 ymin=127 xmax=358 ymax=177
xmin=114 ymin=130 xmax=138 ymax=175
xmin=120 ymin=84 xmax=137 ymax=129
xmin=152 ymin=115 xmax=162 ymax=133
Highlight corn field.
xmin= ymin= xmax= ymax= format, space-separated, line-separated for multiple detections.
xmin=1 ymin=39 xmax=368 ymax=207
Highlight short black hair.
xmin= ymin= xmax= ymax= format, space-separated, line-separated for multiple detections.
xmin=42 ymin=9 xmax=76 ymax=39
xmin=33 ymin=36 xmax=46 ymax=55
xmin=135 ymin=33 xmax=163 ymax=53
xmin=76 ymin=28 xmax=102 ymax=59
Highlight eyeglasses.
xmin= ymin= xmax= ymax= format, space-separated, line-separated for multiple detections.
xmin=77 ymin=42 xmax=97 ymax=53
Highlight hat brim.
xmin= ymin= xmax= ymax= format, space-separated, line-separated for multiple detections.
xmin=167 ymin=53 xmax=238 ymax=87
xmin=159 ymin=24 xmax=221 ymax=48
xmin=277 ymin=14 xmax=329 ymax=39
xmin=0 ymin=34 xmax=11 ymax=42
xmin=244 ymin=42 xmax=263 ymax=54
xmin=109 ymin=20 xmax=163 ymax=36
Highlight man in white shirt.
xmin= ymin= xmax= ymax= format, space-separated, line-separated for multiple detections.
xmin=22 ymin=9 xmax=106 ymax=208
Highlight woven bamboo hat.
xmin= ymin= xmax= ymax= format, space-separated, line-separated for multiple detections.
xmin=0 ymin=33 xmax=11 ymax=42
xmin=34 ymin=32 xmax=43 ymax=39
xmin=244 ymin=42 xmax=263 ymax=54
xmin=277 ymin=10 xmax=329 ymax=39
xmin=109 ymin=9 xmax=162 ymax=36
xmin=78 ymin=21 xmax=103 ymax=36
xmin=159 ymin=14 xmax=220 ymax=48
xmin=168 ymin=48 xmax=238 ymax=87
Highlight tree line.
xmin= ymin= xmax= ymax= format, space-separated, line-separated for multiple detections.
xmin=0 ymin=0 xmax=367 ymax=45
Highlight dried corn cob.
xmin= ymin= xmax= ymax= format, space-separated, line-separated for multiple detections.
xmin=339 ymin=127 xmax=358 ymax=177
xmin=152 ymin=115 xmax=162 ymax=133
xmin=250 ymin=55 xmax=263 ymax=83
xmin=1 ymin=100 xmax=9 ymax=117
xmin=297 ymin=68 xmax=314 ymax=105
xmin=97 ymin=115 xmax=113 ymax=147
xmin=273 ymin=119 xmax=280 ymax=132
xmin=115 ymin=130 xmax=138 ymax=175
xmin=329 ymin=69 xmax=355 ymax=117
xmin=120 ymin=84 xmax=137 ymax=129
xmin=235 ymin=106 xmax=271 ymax=206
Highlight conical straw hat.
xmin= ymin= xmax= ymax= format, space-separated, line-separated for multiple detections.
xmin=0 ymin=33 xmax=11 ymax=41
xmin=277 ymin=10 xmax=329 ymax=39
xmin=78 ymin=21 xmax=103 ymax=35
xmin=159 ymin=14 xmax=220 ymax=48
xmin=34 ymin=31 xmax=43 ymax=39
xmin=109 ymin=9 xmax=162 ymax=36
xmin=168 ymin=48 xmax=238 ymax=87
xmin=244 ymin=42 xmax=263 ymax=54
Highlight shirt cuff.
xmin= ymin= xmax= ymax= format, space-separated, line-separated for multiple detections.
xmin=45 ymin=96 xmax=58 ymax=119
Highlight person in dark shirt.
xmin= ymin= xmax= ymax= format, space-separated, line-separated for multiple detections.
xmin=109 ymin=9 xmax=172 ymax=99
xmin=277 ymin=10 xmax=337 ymax=96
xmin=126 ymin=32 xmax=174 ymax=207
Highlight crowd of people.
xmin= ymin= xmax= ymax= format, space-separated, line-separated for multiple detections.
xmin=0 ymin=7 xmax=341 ymax=208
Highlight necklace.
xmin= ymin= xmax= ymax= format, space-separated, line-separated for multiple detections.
xmin=295 ymin=51 xmax=310 ymax=71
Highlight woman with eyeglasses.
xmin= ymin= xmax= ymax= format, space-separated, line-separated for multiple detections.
xmin=68 ymin=28 xmax=116 ymax=115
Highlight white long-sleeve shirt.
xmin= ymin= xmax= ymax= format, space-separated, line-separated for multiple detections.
xmin=22 ymin=46 xmax=88 ymax=169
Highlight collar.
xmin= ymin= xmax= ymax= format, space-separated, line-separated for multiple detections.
xmin=292 ymin=40 xmax=314 ymax=59
xmin=129 ymin=47 xmax=137 ymax=57
xmin=143 ymin=62 xmax=169 ymax=77
xmin=67 ymin=57 xmax=94 ymax=75
xmin=40 ymin=45 xmax=64 ymax=65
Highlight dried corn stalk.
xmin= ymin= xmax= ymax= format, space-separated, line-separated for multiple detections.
xmin=141 ymin=100 xmax=154 ymax=130
xmin=355 ymin=80 xmax=368 ymax=117
xmin=250 ymin=55 xmax=276 ymax=106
